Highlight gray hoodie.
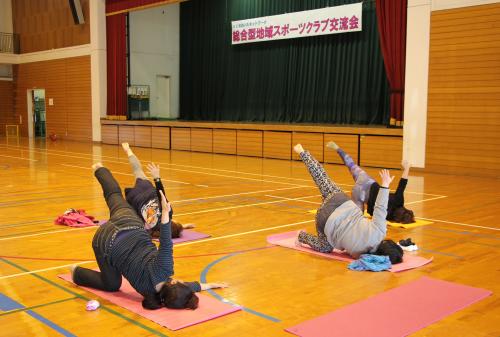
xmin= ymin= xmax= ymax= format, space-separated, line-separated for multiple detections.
xmin=323 ymin=187 xmax=389 ymax=257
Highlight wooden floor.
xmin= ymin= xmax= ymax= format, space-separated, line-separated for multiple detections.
xmin=0 ymin=137 xmax=499 ymax=337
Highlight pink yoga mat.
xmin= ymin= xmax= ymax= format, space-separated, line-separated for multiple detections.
xmin=153 ymin=230 xmax=210 ymax=244
xmin=267 ymin=230 xmax=433 ymax=272
xmin=59 ymin=274 xmax=240 ymax=330
xmin=285 ymin=276 xmax=492 ymax=337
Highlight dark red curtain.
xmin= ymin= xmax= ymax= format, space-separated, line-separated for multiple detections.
xmin=106 ymin=13 xmax=127 ymax=118
xmin=106 ymin=0 xmax=176 ymax=15
xmin=376 ymin=0 xmax=407 ymax=126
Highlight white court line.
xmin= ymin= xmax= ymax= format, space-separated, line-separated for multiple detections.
xmin=10 ymin=147 xmax=308 ymax=188
xmin=61 ymin=164 xmax=191 ymax=185
xmin=0 ymin=261 xmax=92 ymax=280
xmin=0 ymin=219 xmax=314 ymax=280
xmin=0 ymin=154 xmax=37 ymax=162
xmin=405 ymin=195 xmax=448 ymax=205
xmin=0 ymin=186 xmax=307 ymax=241
xmin=0 ymin=227 xmax=95 ymax=241
xmin=0 ymin=144 xmax=444 ymax=196
xmin=265 ymin=194 xmax=320 ymax=205
xmin=415 ymin=217 xmax=500 ymax=231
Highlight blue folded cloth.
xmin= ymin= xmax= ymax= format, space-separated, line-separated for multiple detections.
xmin=348 ymin=254 xmax=392 ymax=272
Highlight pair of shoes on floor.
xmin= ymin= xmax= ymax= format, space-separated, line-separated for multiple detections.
xmin=398 ymin=238 xmax=418 ymax=251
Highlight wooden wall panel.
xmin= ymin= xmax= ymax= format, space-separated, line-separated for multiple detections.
xmin=360 ymin=136 xmax=402 ymax=169
xmin=12 ymin=0 xmax=90 ymax=53
xmin=324 ymin=134 xmax=359 ymax=165
xmin=292 ymin=132 xmax=324 ymax=161
xmin=263 ymin=131 xmax=292 ymax=160
xmin=152 ymin=127 xmax=170 ymax=149
xmin=426 ymin=2 xmax=500 ymax=177
xmin=171 ymin=127 xmax=191 ymax=150
xmin=0 ymin=81 xmax=16 ymax=136
xmin=118 ymin=126 xmax=135 ymax=145
xmin=213 ymin=129 xmax=236 ymax=154
xmin=191 ymin=128 xmax=213 ymax=153
xmin=101 ymin=125 xmax=118 ymax=144
xmin=237 ymin=130 xmax=263 ymax=157
xmin=14 ymin=56 xmax=91 ymax=141
xmin=134 ymin=126 xmax=152 ymax=147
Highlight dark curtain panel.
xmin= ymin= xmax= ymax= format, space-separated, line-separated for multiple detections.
xmin=180 ymin=0 xmax=390 ymax=125
xmin=376 ymin=0 xmax=407 ymax=126
xmin=106 ymin=13 xmax=127 ymax=117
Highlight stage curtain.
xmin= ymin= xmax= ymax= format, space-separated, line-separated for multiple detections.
xmin=376 ymin=0 xmax=407 ymax=126
xmin=180 ymin=0 xmax=390 ymax=125
xmin=106 ymin=13 xmax=127 ymax=118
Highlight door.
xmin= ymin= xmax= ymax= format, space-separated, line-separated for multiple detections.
xmin=156 ymin=75 xmax=170 ymax=118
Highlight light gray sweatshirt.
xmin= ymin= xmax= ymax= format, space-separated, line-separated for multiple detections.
xmin=323 ymin=187 xmax=389 ymax=257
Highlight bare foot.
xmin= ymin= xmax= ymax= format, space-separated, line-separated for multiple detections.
xmin=121 ymin=142 xmax=130 ymax=152
xmin=326 ymin=141 xmax=339 ymax=151
xmin=293 ymin=144 xmax=304 ymax=155
xmin=92 ymin=162 xmax=103 ymax=171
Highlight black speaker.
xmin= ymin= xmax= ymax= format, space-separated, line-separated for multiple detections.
xmin=68 ymin=0 xmax=85 ymax=25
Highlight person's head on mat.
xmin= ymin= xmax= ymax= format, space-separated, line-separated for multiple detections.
xmin=374 ymin=239 xmax=404 ymax=264
xmin=150 ymin=220 xmax=184 ymax=239
xmin=391 ymin=206 xmax=415 ymax=224
xmin=143 ymin=279 xmax=199 ymax=310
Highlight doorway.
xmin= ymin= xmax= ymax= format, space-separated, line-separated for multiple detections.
xmin=27 ymin=89 xmax=46 ymax=138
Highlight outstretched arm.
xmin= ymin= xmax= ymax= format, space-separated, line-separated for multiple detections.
xmin=371 ymin=169 xmax=393 ymax=231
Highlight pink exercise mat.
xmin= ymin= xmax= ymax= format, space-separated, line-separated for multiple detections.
xmin=285 ymin=276 xmax=492 ymax=337
xmin=152 ymin=229 xmax=210 ymax=244
xmin=267 ymin=230 xmax=433 ymax=272
xmin=58 ymin=274 xmax=240 ymax=330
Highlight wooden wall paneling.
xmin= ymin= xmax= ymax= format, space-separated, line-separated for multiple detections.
xmin=237 ymin=130 xmax=263 ymax=157
xmin=426 ymin=2 xmax=500 ymax=177
xmin=152 ymin=127 xmax=170 ymax=149
xmin=171 ymin=127 xmax=191 ymax=150
xmin=12 ymin=0 xmax=90 ymax=53
xmin=134 ymin=126 xmax=152 ymax=147
xmin=0 ymin=81 xmax=15 ymax=136
xmin=101 ymin=124 xmax=118 ymax=144
xmin=263 ymin=131 xmax=292 ymax=160
xmin=213 ymin=129 xmax=236 ymax=154
xmin=190 ymin=128 xmax=213 ymax=153
xmin=360 ymin=136 xmax=402 ymax=169
xmin=118 ymin=125 xmax=135 ymax=145
xmin=292 ymin=132 xmax=324 ymax=161
xmin=65 ymin=56 xmax=91 ymax=141
xmin=323 ymin=134 xmax=359 ymax=165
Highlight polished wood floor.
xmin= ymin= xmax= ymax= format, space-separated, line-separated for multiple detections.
xmin=0 ymin=137 xmax=499 ymax=337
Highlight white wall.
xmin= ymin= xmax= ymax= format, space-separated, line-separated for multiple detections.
xmin=403 ymin=0 xmax=431 ymax=168
xmin=90 ymin=0 xmax=106 ymax=141
xmin=129 ymin=3 xmax=179 ymax=119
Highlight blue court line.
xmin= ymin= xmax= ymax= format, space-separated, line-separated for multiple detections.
xmin=0 ymin=297 xmax=77 ymax=316
xmin=0 ymin=293 xmax=77 ymax=337
xmin=0 ymin=258 xmax=169 ymax=337
xmin=200 ymin=253 xmax=281 ymax=323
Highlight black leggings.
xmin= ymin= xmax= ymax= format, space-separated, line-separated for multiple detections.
xmin=73 ymin=167 xmax=142 ymax=292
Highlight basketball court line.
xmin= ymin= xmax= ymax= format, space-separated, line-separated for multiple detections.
xmin=0 ymin=144 xmax=446 ymax=197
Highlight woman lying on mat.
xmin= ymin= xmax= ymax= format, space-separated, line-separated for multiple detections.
xmin=326 ymin=141 xmax=415 ymax=224
xmin=121 ymin=142 xmax=193 ymax=239
xmin=293 ymin=144 xmax=403 ymax=264
xmin=71 ymin=163 xmax=227 ymax=310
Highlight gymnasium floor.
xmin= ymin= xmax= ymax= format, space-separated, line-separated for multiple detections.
xmin=0 ymin=137 xmax=498 ymax=337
